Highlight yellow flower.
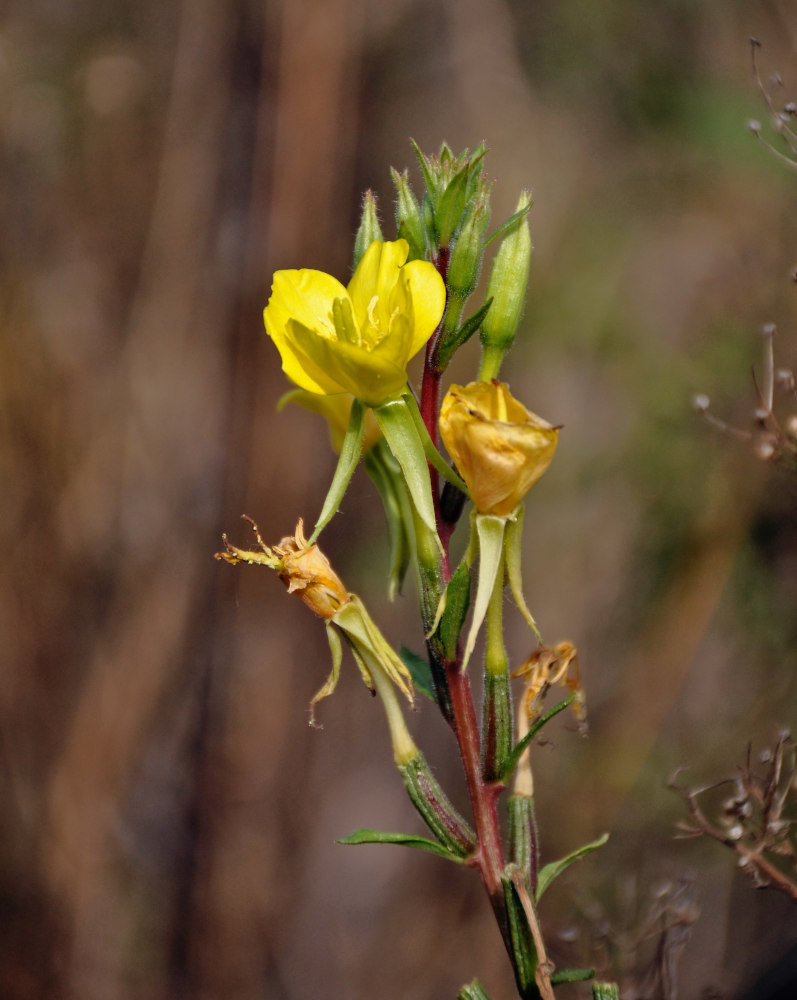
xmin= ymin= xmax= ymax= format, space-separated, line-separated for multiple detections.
xmin=278 ymin=389 xmax=382 ymax=454
xmin=439 ymin=380 xmax=558 ymax=516
xmin=263 ymin=240 xmax=446 ymax=407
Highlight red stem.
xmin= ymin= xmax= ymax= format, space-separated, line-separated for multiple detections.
xmin=419 ymin=252 xmax=507 ymax=903
xmin=446 ymin=665 xmax=506 ymax=898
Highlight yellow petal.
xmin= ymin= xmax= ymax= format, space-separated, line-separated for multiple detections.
xmin=400 ymin=259 xmax=447 ymax=358
xmin=440 ymin=381 xmax=558 ymax=516
xmin=347 ymin=239 xmax=409 ymax=332
xmin=288 ymin=320 xmax=408 ymax=405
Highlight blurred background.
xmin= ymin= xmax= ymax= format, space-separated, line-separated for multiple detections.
xmin=2 ymin=0 xmax=797 ymax=997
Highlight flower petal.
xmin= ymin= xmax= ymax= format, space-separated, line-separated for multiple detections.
xmin=347 ymin=239 xmax=409 ymax=331
xmin=400 ymin=259 xmax=447 ymax=358
xmin=288 ymin=319 xmax=408 ymax=405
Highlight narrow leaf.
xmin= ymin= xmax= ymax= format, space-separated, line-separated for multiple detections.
xmin=501 ymin=694 xmax=576 ymax=782
xmin=438 ymin=559 xmax=471 ymax=660
xmin=484 ymin=200 xmax=532 ymax=248
xmin=436 ymin=298 xmax=493 ymax=372
xmin=338 ymin=828 xmax=465 ymax=862
xmin=400 ymin=646 xmax=436 ymax=702
xmin=536 ymin=833 xmax=609 ymax=901
xmin=501 ymin=873 xmax=538 ymax=997
xmin=436 ymin=163 xmax=470 ymax=247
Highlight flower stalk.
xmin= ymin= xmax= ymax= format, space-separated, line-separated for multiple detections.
xmin=217 ymin=141 xmax=602 ymax=999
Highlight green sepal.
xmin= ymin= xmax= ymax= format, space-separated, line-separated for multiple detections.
xmin=484 ymin=199 xmax=532 ymax=248
xmin=536 ymin=832 xmax=609 ymax=902
xmin=353 ymin=190 xmax=383 ymax=270
xmin=592 ymin=984 xmax=621 ymax=1000
xmin=507 ymin=794 xmax=539 ymax=893
xmin=482 ymin=669 xmax=512 ymax=783
xmin=364 ymin=447 xmax=411 ymax=601
xmin=399 ymin=646 xmax=436 ymax=702
xmin=400 ymin=388 xmax=468 ymax=495
xmin=400 ymin=755 xmax=476 ymax=856
xmin=374 ymin=397 xmax=442 ymax=549
xmin=422 ymin=191 xmax=437 ymax=246
xmin=435 ymin=162 xmax=470 ymax=248
xmin=551 ymin=968 xmax=596 ymax=985
xmin=458 ymin=980 xmax=492 ymax=1000
xmin=504 ymin=506 xmax=541 ymax=642
xmin=411 ymin=138 xmax=440 ymax=204
xmin=308 ymin=622 xmax=345 ymax=725
xmin=436 ymin=298 xmax=493 ymax=373
xmin=437 ymin=559 xmax=471 ymax=661
xmin=338 ymin=828 xmax=465 ymax=863
xmin=501 ymin=693 xmax=576 ymax=783
xmin=461 ymin=514 xmax=506 ymax=671
xmin=501 ymin=870 xmax=539 ymax=999
xmin=309 ymin=397 xmax=366 ymax=543
xmin=390 ymin=167 xmax=426 ymax=261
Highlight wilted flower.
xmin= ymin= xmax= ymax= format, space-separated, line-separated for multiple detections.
xmin=216 ymin=518 xmax=415 ymax=732
xmin=439 ymin=380 xmax=558 ymax=516
xmin=264 ymin=239 xmax=446 ymax=407
xmin=512 ymin=641 xmax=585 ymax=727
xmin=216 ymin=517 xmax=349 ymax=619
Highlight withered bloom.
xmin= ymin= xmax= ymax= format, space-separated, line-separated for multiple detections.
xmin=439 ymin=380 xmax=559 ymax=517
xmin=217 ymin=517 xmax=349 ymax=619
xmin=216 ymin=518 xmax=414 ymax=728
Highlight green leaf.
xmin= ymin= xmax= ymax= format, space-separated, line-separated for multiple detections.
xmin=309 ymin=398 xmax=366 ymax=543
xmin=500 ymin=693 xmax=576 ymax=783
xmin=436 ymin=298 xmax=493 ymax=373
xmin=437 ymin=560 xmax=471 ymax=660
xmin=338 ymin=828 xmax=466 ymax=863
xmin=436 ymin=163 xmax=470 ymax=247
xmin=399 ymin=646 xmax=436 ymax=702
xmin=411 ymin=138 xmax=440 ymax=204
xmin=484 ymin=199 xmax=532 ymax=248
xmin=536 ymin=833 xmax=609 ymax=901
xmin=501 ymin=873 xmax=538 ymax=998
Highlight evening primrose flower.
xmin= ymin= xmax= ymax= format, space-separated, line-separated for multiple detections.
xmin=438 ymin=381 xmax=559 ymax=671
xmin=216 ymin=518 xmax=415 ymax=741
xmin=439 ymin=380 xmax=558 ymax=517
xmin=264 ymin=239 xmax=446 ymax=407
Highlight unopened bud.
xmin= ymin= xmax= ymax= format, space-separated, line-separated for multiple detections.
xmin=391 ymin=167 xmax=425 ymax=261
xmin=353 ymin=190 xmax=383 ymax=270
xmin=446 ymin=197 xmax=489 ymax=300
xmin=479 ymin=191 xmax=532 ymax=380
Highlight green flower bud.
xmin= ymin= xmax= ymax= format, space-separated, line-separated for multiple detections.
xmin=352 ymin=190 xmax=383 ymax=270
xmin=390 ymin=167 xmax=425 ymax=260
xmin=446 ymin=195 xmax=490 ymax=300
xmin=479 ymin=191 xmax=532 ymax=380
